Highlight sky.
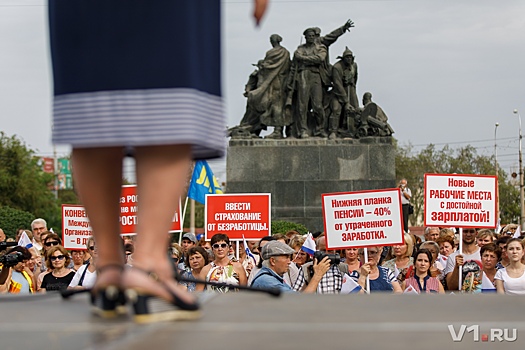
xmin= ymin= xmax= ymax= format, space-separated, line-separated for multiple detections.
xmin=1 ymin=0 xmax=525 ymax=182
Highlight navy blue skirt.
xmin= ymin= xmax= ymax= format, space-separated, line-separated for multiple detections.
xmin=49 ymin=0 xmax=225 ymax=159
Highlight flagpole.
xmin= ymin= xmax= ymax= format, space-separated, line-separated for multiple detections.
xmin=458 ymin=228 xmax=463 ymax=291
xmin=190 ymin=199 xmax=195 ymax=235
xmin=364 ymin=248 xmax=370 ymax=293
xmin=180 ymin=196 xmax=189 ymax=245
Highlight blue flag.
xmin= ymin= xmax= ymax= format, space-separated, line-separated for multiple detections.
xmin=187 ymin=160 xmax=223 ymax=204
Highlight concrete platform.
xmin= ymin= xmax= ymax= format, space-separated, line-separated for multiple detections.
xmin=0 ymin=292 xmax=523 ymax=349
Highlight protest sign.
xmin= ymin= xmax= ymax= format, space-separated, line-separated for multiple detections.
xmin=322 ymin=188 xmax=404 ymax=249
xmin=205 ymin=193 xmax=271 ymax=240
xmin=62 ymin=205 xmax=92 ymax=249
xmin=424 ymin=174 xmax=497 ymax=228
xmin=62 ymin=185 xmax=182 ymax=249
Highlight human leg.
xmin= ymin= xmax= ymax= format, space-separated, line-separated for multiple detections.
xmin=71 ymin=147 xmax=125 ymax=285
xmin=122 ymin=144 xmax=197 ymax=321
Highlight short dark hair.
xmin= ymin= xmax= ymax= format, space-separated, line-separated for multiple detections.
xmin=480 ymin=243 xmax=501 ymax=260
xmin=211 ymin=233 xmax=230 ymax=246
xmin=495 ymin=235 xmax=511 ymax=246
xmin=44 ymin=233 xmax=62 ymax=245
xmin=185 ymin=246 xmax=209 ymax=267
xmin=7 ymin=246 xmax=32 ymax=261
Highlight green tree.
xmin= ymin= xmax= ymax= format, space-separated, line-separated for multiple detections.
xmin=0 ymin=132 xmax=59 ymax=224
xmin=271 ymin=220 xmax=308 ymax=235
xmin=0 ymin=206 xmax=35 ymax=238
xmin=396 ymin=143 xmax=519 ymax=226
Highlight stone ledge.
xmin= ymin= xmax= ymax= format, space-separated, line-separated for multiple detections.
xmin=228 ymin=136 xmax=393 ymax=147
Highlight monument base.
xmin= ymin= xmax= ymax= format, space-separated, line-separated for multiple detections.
xmin=226 ymin=137 xmax=395 ymax=232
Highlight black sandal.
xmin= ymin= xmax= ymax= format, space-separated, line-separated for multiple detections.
xmin=91 ymin=264 xmax=127 ymax=318
xmin=124 ymin=266 xmax=200 ymax=324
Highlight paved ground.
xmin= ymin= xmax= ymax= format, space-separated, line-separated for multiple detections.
xmin=0 ymin=291 xmax=523 ymax=349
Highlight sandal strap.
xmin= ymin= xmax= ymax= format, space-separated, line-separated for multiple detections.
xmin=97 ymin=264 xmax=125 ymax=274
xmin=128 ymin=265 xmax=197 ymax=310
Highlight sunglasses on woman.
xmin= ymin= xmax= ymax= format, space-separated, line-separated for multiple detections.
xmin=45 ymin=241 xmax=60 ymax=247
xmin=212 ymin=243 xmax=229 ymax=250
xmin=50 ymin=255 xmax=65 ymax=261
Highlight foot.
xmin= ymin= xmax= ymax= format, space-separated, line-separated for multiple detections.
xmin=328 ymin=132 xmax=337 ymax=140
xmin=122 ymin=264 xmax=197 ymax=307
xmin=300 ymin=132 xmax=309 ymax=139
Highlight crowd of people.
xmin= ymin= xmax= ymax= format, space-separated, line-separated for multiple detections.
xmin=1 ymin=218 xmax=525 ymax=297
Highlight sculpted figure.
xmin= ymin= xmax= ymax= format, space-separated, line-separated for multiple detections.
xmin=235 ymin=35 xmax=291 ymax=139
xmin=236 ymin=60 xmax=266 ymax=138
xmin=287 ymin=28 xmax=328 ymax=138
xmin=357 ymin=92 xmax=394 ymax=137
xmin=329 ymin=47 xmax=358 ymax=139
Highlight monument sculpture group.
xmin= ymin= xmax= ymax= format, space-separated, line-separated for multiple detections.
xmin=227 ymin=20 xmax=396 ymax=231
xmin=230 ymin=20 xmax=394 ymax=140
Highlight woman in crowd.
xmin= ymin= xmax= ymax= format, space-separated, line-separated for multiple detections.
xmin=382 ymin=234 xmax=414 ymax=279
xmin=481 ymin=243 xmax=500 ymax=291
xmin=196 ymin=234 xmax=247 ymax=292
xmin=70 ymin=250 xmax=85 ymax=271
xmin=351 ymin=246 xmax=402 ymax=293
xmin=436 ymin=235 xmax=455 ymax=263
xmin=420 ymin=241 xmax=443 ymax=278
xmin=402 ymin=249 xmax=444 ymax=294
xmin=289 ymin=235 xmax=310 ymax=268
xmin=40 ymin=246 xmax=75 ymax=292
xmin=69 ymin=237 xmax=98 ymax=290
xmin=343 ymin=248 xmax=360 ymax=273
xmin=495 ymin=238 xmax=525 ymax=295
xmin=180 ymin=246 xmax=209 ymax=292
xmin=501 ymin=224 xmax=518 ymax=237
xmin=477 ymin=229 xmax=495 ymax=248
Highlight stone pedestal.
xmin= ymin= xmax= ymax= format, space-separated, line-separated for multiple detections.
xmin=226 ymin=137 xmax=395 ymax=232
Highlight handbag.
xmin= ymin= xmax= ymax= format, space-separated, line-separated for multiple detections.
xmin=408 ymin=204 xmax=414 ymax=215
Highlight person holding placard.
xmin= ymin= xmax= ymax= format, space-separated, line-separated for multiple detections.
xmin=382 ymin=234 xmax=414 ymax=280
xmin=350 ymin=247 xmax=402 ymax=293
xmin=495 ymin=239 xmax=525 ymax=295
xmin=196 ymin=234 xmax=247 ymax=293
xmin=444 ymin=228 xmax=481 ymax=292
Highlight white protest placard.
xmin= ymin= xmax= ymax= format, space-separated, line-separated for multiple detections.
xmin=322 ymin=188 xmax=404 ymax=249
xmin=62 ymin=205 xmax=93 ymax=249
xmin=424 ymin=174 xmax=497 ymax=228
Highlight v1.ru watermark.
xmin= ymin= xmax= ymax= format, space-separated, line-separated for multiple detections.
xmin=448 ymin=325 xmax=517 ymax=342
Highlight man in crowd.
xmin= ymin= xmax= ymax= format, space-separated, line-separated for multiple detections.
xmin=293 ymin=235 xmax=343 ymax=293
xmin=178 ymin=232 xmax=197 ymax=272
xmin=251 ymin=241 xmax=330 ymax=293
xmin=399 ymin=179 xmax=411 ymax=233
xmin=424 ymin=227 xmax=440 ymax=242
xmin=31 ymin=218 xmax=48 ymax=251
xmin=445 ymin=228 xmax=481 ymax=292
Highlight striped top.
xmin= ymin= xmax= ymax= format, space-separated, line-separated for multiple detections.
xmin=404 ymin=275 xmax=441 ymax=293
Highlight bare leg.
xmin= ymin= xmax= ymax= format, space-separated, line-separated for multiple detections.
xmin=71 ymin=147 xmax=125 ymax=287
xmin=123 ymin=144 xmax=195 ymax=304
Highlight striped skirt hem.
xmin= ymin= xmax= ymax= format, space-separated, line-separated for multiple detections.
xmin=52 ymin=87 xmax=226 ymax=159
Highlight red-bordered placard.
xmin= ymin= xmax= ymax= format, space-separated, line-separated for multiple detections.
xmin=424 ymin=173 xmax=497 ymax=228
xmin=62 ymin=185 xmax=182 ymax=249
xmin=205 ymin=193 xmax=271 ymax=240
xmin=322 ymin=188 xmax=404 ymax=249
